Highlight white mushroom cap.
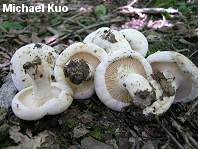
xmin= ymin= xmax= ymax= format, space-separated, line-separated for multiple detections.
xmin=12 ymin=56 xmax=73 ymax=120
xmin=54 ymin=42 xmax=107 ymax=99
xmin=119 ymin=28 xmax=148 ymax=57
xmin=147 ymin=51 xmax=198 ymax=103
xmin=83 ymin=27 xmax=132 ymax=53
xmin=12 ymin=82 xmax=73 ymax=120
xmin=94 ymin=50 xmax=154 ymax=111
xmin=10 ymin=43 xmax=58 ymax=91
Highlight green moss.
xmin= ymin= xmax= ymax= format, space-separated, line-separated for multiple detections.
xmin=152 ymin=0 xmax=197 ymax=15
xmin=177 ymin=2 xmax=198 ymax=14
xmin=0 ymin=141 xmax=12 ymax=148
xmin=1 ymin=21 xmax=23 ymax=29
xmin=94 ymin=5 xmax=106 ymax=17
xmin=0 ymin=129 xmax=13 ymax=148
xmin=89 ymin=127 xmax=102 ymax=141
xmin=51 ymin=17 xmax=62 ymax=26
xmin=153 ymin=0 xmax=177 ymax=8
xmin=67 ymin=120 xmax=77 ymax=130
xmin=109 ymin=128 xmax=116 ymax=133
xmin=77 ymin=17 xmax=93 ymax=26
xmin=148 ymin=43 xmax=164 ymax=55
xmin=162 ymin=10 xmax=172 ymax=20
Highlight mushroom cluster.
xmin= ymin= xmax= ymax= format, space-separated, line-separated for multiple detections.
xmin=83 ymin=27 xmax=148 ymax=57
xmin=10 ymin=27 xmax=198 ymax=121
xmin=83 ymin=27 xmax=198 ymax=116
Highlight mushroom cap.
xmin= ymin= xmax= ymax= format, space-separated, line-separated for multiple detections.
xmin=119 ymin=28 xmax=148 ymax=57
xmin=12 ymin=82 xmax=73 ymax=120
xmin=83 ymin=27 xmax=132 ymax=53
xmin=10 ymin=43 xmax=58 ymax=91
xmin=94 ymin=50 xmax=153 ymax=111
xmin=54 ymin=42 xmax=107 ymax=99
xmin=147 ymin=51 xmax=198 ymax=103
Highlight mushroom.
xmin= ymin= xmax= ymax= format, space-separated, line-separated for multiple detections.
xmin=83 ymin=27 xmax=132 ymax=53
xmin=10 ymin=43 xmax=58 ymax=91
xmin=12 ymin=56 xmax=73 ymax=120
xmin=146 ymin=51 xmax=198 ymax=104
xmin=147 ymin=51 xmax=198 ymax=103
xmin=119 ymin=28 xmax=148 ymax=57
xmin=54 ymin=42 xmax=107 ymax=99
xmin=94 ymin=50 xmax=157 ymax=111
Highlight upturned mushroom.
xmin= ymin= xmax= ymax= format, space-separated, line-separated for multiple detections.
xmin=83 ymin=27 xmax=132 ymax=53
xmin=119 ymin=28 xmax=148 ymax=57
xmin=54 ymin=42 xmax=107 ymax=99
xmin=10 ymin=43 xmax=58 ymax=91
xmin=12 ymin=56 xmax=73 ymax=120
xmin=146 ymin=51 xmax=198 ymax=104
xmin=94 ymin=50 xmax=157 ymax=111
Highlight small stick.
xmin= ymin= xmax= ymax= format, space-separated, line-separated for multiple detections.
xmin=171 ymin=118 xmax=198 ymax=148
xmin=75 ymin=19 xmax=123 ymax=34
xmin=185 ymin=98 xmax=198 ymax=116
xmin=156 ymin=119 xmax=184 ymax=149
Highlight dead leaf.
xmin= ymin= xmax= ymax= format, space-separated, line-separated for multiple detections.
xmin=31 ymin=32 xmax=42 ymax=43
xmin=9 ymin=29 xmax=24 ymax=35
xmin=8 ymin=125 xmax=56 ymax=149
xmin=18 ymin=35 xmax=31 ymax=43
xmin=13 ymin=38 xmax=25 ymax=45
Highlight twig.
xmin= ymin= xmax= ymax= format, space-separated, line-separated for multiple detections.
xmin=171 ymin=119 xmax=190 ymax=145
xmin=179 ymin=98 xmax=198 ymax=123
xmin=144 ymin=0 xmax=154 ymax=8
xmin=187 ymin=133 xmax=198 ymax=148
xmin=171 ymin=118 xmax=198 ymax=148
xmin=57 ymin=19 xmax=123 ymax=42
xmin=185 ymin=98 xmax=198 ymax=117
xmin=128 ymin=0 xmax=138 ymax=7
xmin=68 ymin=11 xmax=90 ymax=20
xmin=117 ymin=7 xmax=178 ymax=15
xmin=74 ymin=18 xmax=123 ymax=34
xmin=156 ymin=119 xmax=184 ymax=149
xmin=189 ymin=50 xmax=198 ymax=59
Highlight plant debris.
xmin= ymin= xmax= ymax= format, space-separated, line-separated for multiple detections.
xmin=0 ymin=0 xmax=198 ymax=148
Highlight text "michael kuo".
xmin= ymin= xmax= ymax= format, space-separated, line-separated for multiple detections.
xmin=3 ymin=4 xmax=69 ymax=13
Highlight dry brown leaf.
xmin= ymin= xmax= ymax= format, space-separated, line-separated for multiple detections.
xmin=8 ymin=125 xmax=56 ymax=149
xmin=31 ymin=32 xmax=42 ymax=43
xmin=18 ymin=35 xmax=31 ymax=43
xmin=13 ymin=38 xmax=25 ymax=45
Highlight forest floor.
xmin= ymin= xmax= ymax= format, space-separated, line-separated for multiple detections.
xmin=0 ymin=0 xmax=198 ymax=149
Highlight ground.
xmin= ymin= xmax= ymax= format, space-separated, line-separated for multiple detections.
xmin=0 ymin=0 xmax=198 ymax=149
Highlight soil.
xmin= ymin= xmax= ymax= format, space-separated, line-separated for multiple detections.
xmin=0 ymin=0 xmax=198 ymax=149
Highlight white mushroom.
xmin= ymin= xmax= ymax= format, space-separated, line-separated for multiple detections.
xmin=94 ymin=50 xmax=157 ymax=111
xmin=146 ymin=51 xmax=198 ymax=104
xmin=10 ymin=43 xmax=58 ymax=91
xmin=12 ymin=56 xmax=73 ymax=120
xmin=119 ymin=28 xmax=148 ymax=57
xmin=83 ymin=27 xmax=132 ymax=53
xmin=54 ymin=42 xmax=107 ymax=99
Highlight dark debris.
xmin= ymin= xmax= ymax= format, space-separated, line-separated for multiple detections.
xmin=0 ymin=0 xmax=198 ymax=148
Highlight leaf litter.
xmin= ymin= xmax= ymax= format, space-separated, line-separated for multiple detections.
xmin=0 ymin=0 xmax=198 ymax=149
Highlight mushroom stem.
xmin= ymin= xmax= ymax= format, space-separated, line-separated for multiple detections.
xmin=143 ymin=70 xmax=179 ymax=115
xmin=118 ymin=73 xmax=156 ymax=109
xmin=23 ymin=56 xmax=52 ymax=100
xmin=63 ymin=58 xmax=94 ymax=85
